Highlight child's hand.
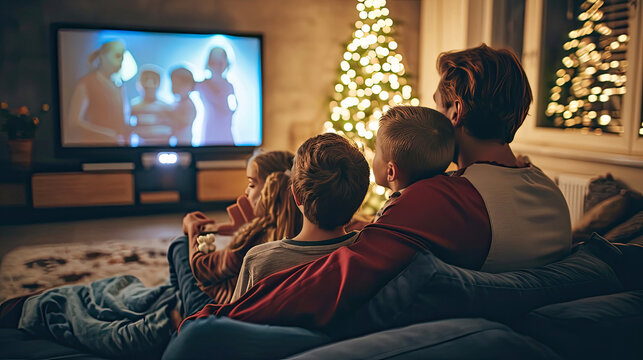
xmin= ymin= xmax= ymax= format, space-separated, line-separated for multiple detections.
xmin=182 ymin=211 xmax=213 ymax=234
xmin=183 ymin=211 xmax=215 ymax=240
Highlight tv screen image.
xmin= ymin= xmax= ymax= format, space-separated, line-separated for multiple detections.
xmin=55 ymin=26 xmax=262 ymax=149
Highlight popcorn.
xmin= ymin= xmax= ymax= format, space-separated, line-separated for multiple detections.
xmin=196 ymin=233 xmax=216 ymax=253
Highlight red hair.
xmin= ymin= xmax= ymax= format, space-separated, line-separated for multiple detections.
xmin=436 ymin=44 xmax=532 ymax=143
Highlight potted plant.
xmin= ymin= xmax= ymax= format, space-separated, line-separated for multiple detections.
xmin=0 ymin=101 xmax=49 ymax=169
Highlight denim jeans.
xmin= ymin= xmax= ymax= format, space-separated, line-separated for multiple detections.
xmin=167 ymin=236 xmax=213 ymax=317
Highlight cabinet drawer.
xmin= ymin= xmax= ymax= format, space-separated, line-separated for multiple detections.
xmin=32 ymin=172 xmax=134 ymax=208
xmin=140 ymin=190 xmax=180 ymax=204
xmin=197 ymin=169 xmax=246 ymax=202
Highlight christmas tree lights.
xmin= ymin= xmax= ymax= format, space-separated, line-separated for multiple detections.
xmin=545 ymin=0 xmax=629 ymax=135
xmin=326 ymin=0 xmax=419 ymax=214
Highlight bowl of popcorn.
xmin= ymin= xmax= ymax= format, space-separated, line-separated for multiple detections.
xmin=196 ymin=233 xmax=216 ymax=253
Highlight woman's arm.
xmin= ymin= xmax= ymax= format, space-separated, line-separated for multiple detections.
xmin=68 ymin=83 xmax=89 ymax=131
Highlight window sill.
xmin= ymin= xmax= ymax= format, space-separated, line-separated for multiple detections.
xmin=512 ymin=142 xmax=643 ymax=169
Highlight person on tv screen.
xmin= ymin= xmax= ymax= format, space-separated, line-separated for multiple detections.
xmin=167 ymin=67 xmax=197 ymax=146
xmin=67 ymin=40 xmax=130 ymax=145
xmin=130 ymin=65 xmax=172 ymax=145
xmin=196 ymin=46 xmax=237 ymax=146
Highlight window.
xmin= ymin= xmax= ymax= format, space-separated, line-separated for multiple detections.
xmin=540 ymin=0 xmax=629 ymax=135
xmin=516 ymin=0 xmax=643 ymax=157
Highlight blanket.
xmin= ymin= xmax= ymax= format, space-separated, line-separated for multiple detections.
xmin=18 ymin=275 xmax=177 ymax=359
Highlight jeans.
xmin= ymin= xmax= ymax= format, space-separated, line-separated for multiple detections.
xmin=167 ymin=235 xmax=213 ymax=317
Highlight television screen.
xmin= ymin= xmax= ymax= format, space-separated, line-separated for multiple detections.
xmin=55 ymin=26 xmax=262 ymax=148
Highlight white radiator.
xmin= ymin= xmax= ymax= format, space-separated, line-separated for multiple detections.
xmin=557 ymin=174 xmax=592 ymax=226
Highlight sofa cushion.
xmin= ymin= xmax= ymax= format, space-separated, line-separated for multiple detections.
xmin=0 ymin=328 xmax=106 ymax=360
xmin=520 ymin=290 xmax=643 ymax=360
xmin=333 ymin=236 xmax=623 ymax=339
xmin=287 ymin=318 xmax=561 ymax=360
xmin=605 ymin=211 xmax=643 ymax=243
xmin=606 ymin=242 xmax=643 ymax=290
xmin=573 ymin=190 xmax=634 ymax=242
xmin=162 ymin=316 xmax=331 ymax=360
xmin=583 ymin=173 xmax=630 ymax=213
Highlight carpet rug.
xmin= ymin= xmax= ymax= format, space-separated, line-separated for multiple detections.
xmin=0 ymin=238 xmax=173 ymax=303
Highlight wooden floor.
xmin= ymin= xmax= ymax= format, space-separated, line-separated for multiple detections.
xmin=0 ymin=210 xmax=229 ymax=261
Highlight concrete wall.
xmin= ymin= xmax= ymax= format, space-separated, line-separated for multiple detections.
xmin=0 ymin=0 xmax=421 ymax=166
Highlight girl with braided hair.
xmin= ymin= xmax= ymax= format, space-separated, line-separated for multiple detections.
xmin=169 ymin=150 xmax=302 ymax=322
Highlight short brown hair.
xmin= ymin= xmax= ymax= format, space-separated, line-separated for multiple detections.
xmin=378 ymin=106 xmax=454 ymax=183
xmin=292 ymin=133 xmax=369 ymax=230
xmin=436 ymin=43 xmax=532 ymax=143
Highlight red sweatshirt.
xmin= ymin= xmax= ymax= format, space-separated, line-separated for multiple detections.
xmin=180 ymin=175 xmax=491 ymax=330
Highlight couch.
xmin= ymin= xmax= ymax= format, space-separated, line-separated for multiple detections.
xmin=2 ymin=234 xmax=641 ymax=360
xmin=572 ymin=173 xmax=643 ymax=245
xmin=160 ymin=234 xmax=643 ymax=360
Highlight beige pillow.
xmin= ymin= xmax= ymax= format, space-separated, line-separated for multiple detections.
xmin=604 ymin=211 xmax=643 ymax=243
xmin=572 ymin=190 xmax=631 ymax=242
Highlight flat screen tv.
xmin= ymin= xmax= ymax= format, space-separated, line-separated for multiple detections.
xmin=52 ymin=24 xmax=262 ymax=158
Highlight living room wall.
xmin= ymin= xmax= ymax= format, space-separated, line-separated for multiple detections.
xmin=0 ymin=0 xmax=421 ymax=167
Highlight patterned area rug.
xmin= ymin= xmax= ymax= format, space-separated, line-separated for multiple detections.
xmin=0 ymin=238 xmax=173 ymax=303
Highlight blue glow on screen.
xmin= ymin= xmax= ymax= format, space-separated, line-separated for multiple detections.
xmin=58 ymin=29 xmax=262 ymax=148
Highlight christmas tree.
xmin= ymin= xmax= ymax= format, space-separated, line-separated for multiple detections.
xmin=325 ymin=0 xmax=419 ymax=214
xmin=545 ymin=0 xmax=629 ymax=135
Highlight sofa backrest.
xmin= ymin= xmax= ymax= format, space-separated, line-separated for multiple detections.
xmin=333 ymin=235 xmax=623 ymax=339
xmin=519 ymin=289 xmax=643 ymax=360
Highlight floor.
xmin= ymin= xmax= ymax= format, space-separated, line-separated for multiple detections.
xmin=0 ymin=210 xmax=229 ymax=261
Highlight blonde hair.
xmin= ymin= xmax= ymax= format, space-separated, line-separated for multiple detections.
xmin=228 ymin=171 xmax=302 ymax=252
xmin=378 ymin=106 xmax=454 ymax=183
xmin=249 ymin=150 xmax=294 ymax=182
xmin=87 ymin=40 xmax=123 ymax=70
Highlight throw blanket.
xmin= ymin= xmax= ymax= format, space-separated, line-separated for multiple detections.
xmin=18 ymin=275 xmax=177 ymax=359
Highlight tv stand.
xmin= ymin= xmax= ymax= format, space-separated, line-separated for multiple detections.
xmin=0 ymin=162 xmax=247 ymax=224
xmin=81 ymin=162 xmax=135 ymax=172
xmin=32 ymin=171 xmax=134 ymax=208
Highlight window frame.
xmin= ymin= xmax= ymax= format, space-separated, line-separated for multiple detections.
xmin=515 ymin=0 xmax=643 ymax=158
